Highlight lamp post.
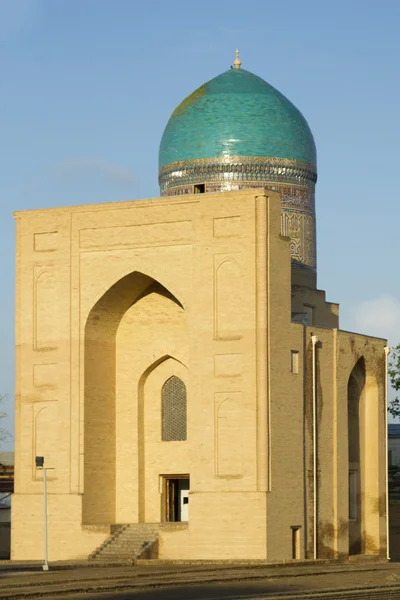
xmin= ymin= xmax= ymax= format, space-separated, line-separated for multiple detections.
xmin=384 ymin=346 xmax=391 ymax=561
xmin=35 ymin=456 xmax=51 ymax=571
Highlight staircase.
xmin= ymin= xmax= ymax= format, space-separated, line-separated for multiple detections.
xmin=89 ymin=523 xmax=159 ymax=563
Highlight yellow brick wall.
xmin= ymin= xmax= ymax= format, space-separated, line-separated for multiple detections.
xmin=159 ymin=493 xmax=267 ymax=560
xmin=12 ymin=189 xmax=388 ymax=561
xmin=12 ymin=494 xmax=109 ymax=560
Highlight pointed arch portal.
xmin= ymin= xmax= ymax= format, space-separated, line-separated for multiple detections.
xmin=347 ymin=357 xmax=380 ymax=555
xmin=83 ymin=271 xmax=187 ymax=525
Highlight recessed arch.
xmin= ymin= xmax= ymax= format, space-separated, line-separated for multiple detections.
xmin=347 ymin=356 xmax=380 ymax=555
xmin=348 ymin=357 xmax=365 ymax=555
xmin=85 ymin=270 xmax=185 ymax=324
xmin=134 ymin=281 xmax=184 ymax=310
xmin=136 ymin=355 xmax=188 ymax=522
xmin=83 ymin=270 xmax=185 ymax=525
xmin=137 ymin=354 xmax=186 ymax=391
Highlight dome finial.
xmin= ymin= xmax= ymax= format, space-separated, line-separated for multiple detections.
xmin=233 ymin=48 xmax=242 ymax=69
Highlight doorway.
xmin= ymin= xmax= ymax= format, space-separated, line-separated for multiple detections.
xmin=163 ymin=476 xmax=189 ymax=522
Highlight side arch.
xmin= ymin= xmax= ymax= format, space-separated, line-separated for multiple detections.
xmin=347 ymin=356 xmax=380 ymax=555
xmin=137 ymin=356 xmax=189 ymax=522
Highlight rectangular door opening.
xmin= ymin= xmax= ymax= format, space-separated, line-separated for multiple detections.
xmin=163 ymin=476 xmax=189 ymax=522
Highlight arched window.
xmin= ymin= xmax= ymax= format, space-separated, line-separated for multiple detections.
xmin=162 ymin=376 xmax=187 ymax=441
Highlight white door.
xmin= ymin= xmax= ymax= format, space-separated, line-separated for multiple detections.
xmin=179 ymin=479 xmax=189 ymax=521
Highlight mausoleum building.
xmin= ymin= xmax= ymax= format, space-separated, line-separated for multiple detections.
xmin=12 ymin=52 xmax=388 ymax=561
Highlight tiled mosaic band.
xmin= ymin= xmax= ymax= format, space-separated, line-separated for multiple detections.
xmin=159 ymin=156 xmax=316 ymax=272
xmin=159 ymin=156 xmax=317 ymax=194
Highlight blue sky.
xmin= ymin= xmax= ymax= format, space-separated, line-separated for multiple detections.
xmin=1 ymin=0 xmax=400 ymax=442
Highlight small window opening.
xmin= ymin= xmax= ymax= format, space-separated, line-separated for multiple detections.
xmin=194 ymin=183 xmax=205 ymax=194
xmin=162 ymin=376 xmax=187 ymax=441
xmin=291 ymin=350 xmax=299 ymax=374
xmin=291 ymin=526 xmax=301 ymax=559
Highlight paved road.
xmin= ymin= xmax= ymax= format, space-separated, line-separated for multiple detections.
xmin=1 ymin=562 xmax=400 ymax=599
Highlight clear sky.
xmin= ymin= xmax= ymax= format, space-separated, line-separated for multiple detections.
xmin=1 ymin=0 xmax=400 ymax=443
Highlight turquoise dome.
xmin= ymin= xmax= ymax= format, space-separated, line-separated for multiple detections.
xmin=159 ymin=68 xmax=316 ymax=168
xmin=158 ymin=61 xmax=318 ymax=274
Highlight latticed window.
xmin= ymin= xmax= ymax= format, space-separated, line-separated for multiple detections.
xmin=162 ymin=376 xmax=187 ymax=441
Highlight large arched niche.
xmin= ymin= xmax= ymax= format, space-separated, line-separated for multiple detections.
xmin=81 ymin=265 xmax=186 ymax=327
xmin=347 ymin=356 xmax=379 ymax=555
xmin=83 ymin=271 xmax=186 ymax=525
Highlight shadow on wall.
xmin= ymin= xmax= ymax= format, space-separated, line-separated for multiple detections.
xmin=389 ymin=499 xmax=400 ymax=562
xmin=0 ymin=523 xmax=10 ymax=559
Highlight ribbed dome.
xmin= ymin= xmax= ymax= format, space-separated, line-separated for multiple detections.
xmin=159 ymin=68 xmax=316 ymax=168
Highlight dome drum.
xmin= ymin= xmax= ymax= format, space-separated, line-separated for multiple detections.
xmin=159 ymin=156 xmax=317 ymax=196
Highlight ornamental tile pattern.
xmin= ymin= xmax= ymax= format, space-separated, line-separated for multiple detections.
xmin=162 ymin=376 xmax=187 ymax=442
xmin=159 ymin=156 xmax=316 ymax=193
xmin=159 ymin=156 xmax=317 ymax=271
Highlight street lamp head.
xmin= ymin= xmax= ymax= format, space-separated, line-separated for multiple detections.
xmin=35 ymin=456 xmax=44 ymax=469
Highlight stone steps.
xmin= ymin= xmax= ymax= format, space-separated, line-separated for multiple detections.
xmin=89 ymin=523 xmax=159 ymax=562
